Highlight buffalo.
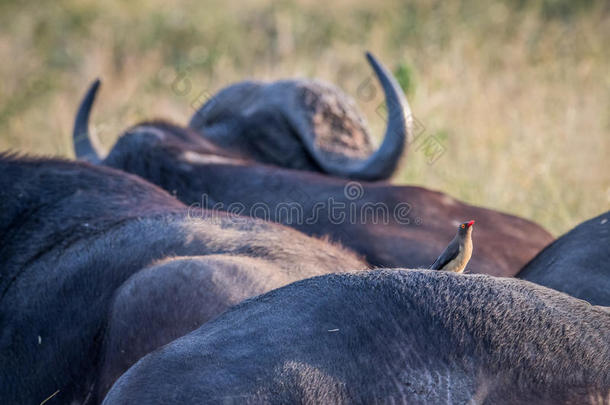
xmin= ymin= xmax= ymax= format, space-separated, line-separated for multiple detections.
xmin=517 ymin=210 xmax=610 ymax=306
xmin=0 ymin=154 xmax=366 ymax=404
xmin=103 ymin=269 xmax=610 ymax=404
xmin=188 ymin=52 xmax=412 ymax=180
xmin=78 ymin=53 xmax=412 ymax=180
xmin=73 ymin=93 xmax=553 ymax=276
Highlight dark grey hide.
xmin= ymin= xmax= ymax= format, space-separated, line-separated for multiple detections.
xmin=103 ymin=270 xmax=610 ymax=404
xmin=0 ymin=155 xmax=366 ymax=404
xmin=517 ymin=210 xmax=610 ymax=306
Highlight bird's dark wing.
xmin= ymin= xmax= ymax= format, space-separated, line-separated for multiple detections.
xmin=430 ymin=240 xmax=460 ymax=270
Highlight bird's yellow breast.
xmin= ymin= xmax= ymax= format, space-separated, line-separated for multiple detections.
xmin=442 ymin=239 xmax=473 ymax=273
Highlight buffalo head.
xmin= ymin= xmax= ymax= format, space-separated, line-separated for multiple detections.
xmin=74 ymin=53 xmax=413 ymax=180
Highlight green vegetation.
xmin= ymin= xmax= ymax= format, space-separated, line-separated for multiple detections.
xmin=0 ymin=0 xmax=608 ymax=234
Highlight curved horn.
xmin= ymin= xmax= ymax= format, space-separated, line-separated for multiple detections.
xmin=73 ymin=79 xmax=103 ymax=163
xmin=300 ymin=52 xmax=413 ymax=181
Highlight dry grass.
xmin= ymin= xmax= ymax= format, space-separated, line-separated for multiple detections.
xmin=1 ymin=0 xmax=608 ymax=235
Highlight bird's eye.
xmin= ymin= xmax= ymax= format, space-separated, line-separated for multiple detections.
xmin=461 ymin=224 xmax=465 ymax=228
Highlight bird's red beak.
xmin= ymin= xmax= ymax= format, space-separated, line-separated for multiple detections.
xmin=467 ymin=220 xmax=475 ymax=228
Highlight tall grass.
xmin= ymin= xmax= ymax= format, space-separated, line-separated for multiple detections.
xmin=0 ymin=0 xmax=608 ymax=235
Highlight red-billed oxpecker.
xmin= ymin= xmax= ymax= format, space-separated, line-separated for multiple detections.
xmin=430 ymin=220 xmax=475 ymax=273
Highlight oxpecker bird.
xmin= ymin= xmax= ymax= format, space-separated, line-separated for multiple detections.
xmin=430 ymin=220 xmax=475 ymax=273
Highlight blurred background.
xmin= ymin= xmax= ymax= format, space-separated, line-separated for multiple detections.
xmin=0 ymin=0 xmax=608 ymax=235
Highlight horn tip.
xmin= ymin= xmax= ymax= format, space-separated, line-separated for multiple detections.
xmin=364 ymin=52 xmax=385 ymax=76
xmin=91 ymin=78 xmax=101 ymax=91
